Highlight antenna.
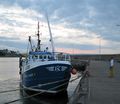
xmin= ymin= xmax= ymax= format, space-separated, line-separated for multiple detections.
xmin=46 ymin=13 xmax=55 ymax=56
xmin=37 ymin=21 xmax=41 ymax=51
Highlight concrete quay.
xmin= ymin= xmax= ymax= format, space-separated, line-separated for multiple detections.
xmin=88 ymin=60 xmax=120 ymax=104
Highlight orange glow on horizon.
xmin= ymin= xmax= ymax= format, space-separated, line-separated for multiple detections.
xmin=56 ymin=48 xmax=97 ymax=54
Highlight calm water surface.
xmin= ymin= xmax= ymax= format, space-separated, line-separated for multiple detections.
xmin=0 ymin=58 xmax=79 ymax=104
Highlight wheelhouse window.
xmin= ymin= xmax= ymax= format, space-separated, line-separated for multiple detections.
xmin=32 ymin=55 xmax=34 ymax=59
xmin=44 ymin=55 xmax=46 ymax=59
xmin=39 ymin=55 xmax=42 ymax=59
xmin=35 ymin=55 xmax=38 ymax=59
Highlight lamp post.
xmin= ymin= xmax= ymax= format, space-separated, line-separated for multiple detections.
xmin=98 ymin=36 xmax=101 ymax=60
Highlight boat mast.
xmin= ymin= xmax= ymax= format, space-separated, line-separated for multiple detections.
xmin=37 ymin=22 xmax=41 ymax=51
xmin=46 ymin=13 xmax=55 ymax=56
xmin=29 ymin=36 xmax=33 ymax=51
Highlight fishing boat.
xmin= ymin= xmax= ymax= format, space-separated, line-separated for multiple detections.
xmin=19 ymin=16 xmax=72 ymax=93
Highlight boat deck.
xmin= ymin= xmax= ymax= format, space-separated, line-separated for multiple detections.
xmin=69 ymin=60 xmax=120 ymax=104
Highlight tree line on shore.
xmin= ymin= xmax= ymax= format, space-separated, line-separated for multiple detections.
xmin=0 ymin=49 xmax=20 ymax=57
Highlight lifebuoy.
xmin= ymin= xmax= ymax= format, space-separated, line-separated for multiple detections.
xmin=71 ymin=68 xmax=77 ymax=75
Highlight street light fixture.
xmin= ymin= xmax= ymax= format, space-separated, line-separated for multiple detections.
xmin=97 ymin=36 xmax=101 ymax=60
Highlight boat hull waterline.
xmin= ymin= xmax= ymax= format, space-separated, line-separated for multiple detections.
xmin=21 ymin=62 xmax=71 ymax=93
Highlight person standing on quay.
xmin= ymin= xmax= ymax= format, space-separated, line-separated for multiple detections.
xmin=109 ymin=57 xmax=114 ymax=77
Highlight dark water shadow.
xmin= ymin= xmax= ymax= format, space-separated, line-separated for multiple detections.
xmin=20 ymin=89 xmax=68 ymax=104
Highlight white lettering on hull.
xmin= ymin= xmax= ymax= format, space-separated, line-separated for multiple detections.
xmin=46 ymin=66 xmax=67 ymax=71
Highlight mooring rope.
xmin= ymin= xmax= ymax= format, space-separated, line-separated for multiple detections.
xmin=0 ymin=78 xmax=68 ymax=94
xmin=1 ymin=73 xmax=82 ymax=104
xmin=0 ymin=89 xmax=20 ymax=94
xmin=27 ymin=78 xmax=69 ymax=88
xmin=0 ymin=73 xmax=82 ymax=94
xmin=4 ymin=80 xmax=70 ymax=104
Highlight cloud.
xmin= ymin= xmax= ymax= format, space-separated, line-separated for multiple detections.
xmin=56 ymin=47 xmax=97 ymax=54
xmin=0 ymin=36 xmax=20 ymax=41
xmin=0 ymin=39 xmax=27 ymax=51
xmin=0 ymin=0 xmax=120 ymax=54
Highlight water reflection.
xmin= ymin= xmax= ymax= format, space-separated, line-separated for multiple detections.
xmin=20 ymin=89 xmax=68 ymax=104
xmin=0 ymin=58 xmax=79 ymax=104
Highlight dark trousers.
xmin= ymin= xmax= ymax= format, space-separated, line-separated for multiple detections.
xmin=109 ymin=67 xmax=114 ymax=77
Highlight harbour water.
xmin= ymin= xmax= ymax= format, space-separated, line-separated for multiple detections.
xmin=0 ymin=58 xmax=80 ymax=104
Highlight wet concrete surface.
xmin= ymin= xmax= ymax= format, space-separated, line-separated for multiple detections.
xmin=88 ymin=60 xmax=120 ymax=104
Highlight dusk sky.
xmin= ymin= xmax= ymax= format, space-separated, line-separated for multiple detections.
xmin=0 ymin=0 xmax=120 ymax=54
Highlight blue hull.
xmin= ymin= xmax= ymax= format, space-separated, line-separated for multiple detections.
xmin=21 ymin=64 xmax=71 ymax=93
